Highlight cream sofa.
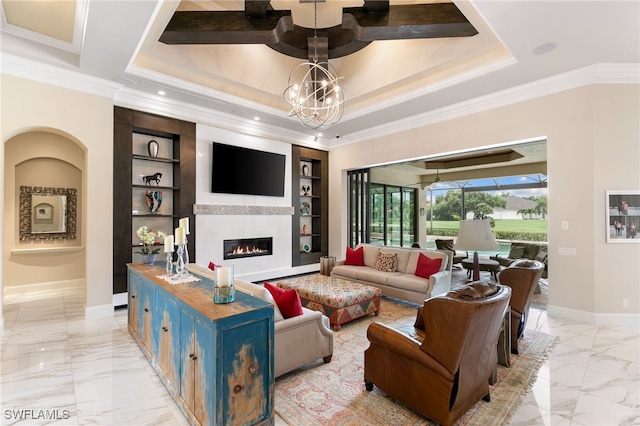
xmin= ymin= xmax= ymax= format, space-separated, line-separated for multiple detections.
xmin=331 ymin=244 xmax=453 ymax=304
xmin=189 ymin=264 xmax=334 ymax=377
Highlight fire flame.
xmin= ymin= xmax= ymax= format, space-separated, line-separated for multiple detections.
xmin=229 ymin=245 xmax=268 ymax=256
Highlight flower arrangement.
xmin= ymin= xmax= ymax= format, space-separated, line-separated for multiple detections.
xmin=136 ymin=226 xmax=166 ymax=255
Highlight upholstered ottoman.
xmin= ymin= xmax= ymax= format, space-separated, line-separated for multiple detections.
xmin=275 ymin=274 xmax=381 ymax=330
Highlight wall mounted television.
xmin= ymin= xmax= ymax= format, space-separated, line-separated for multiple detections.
xmin=211 ymin=142 xmax=286 ymax=197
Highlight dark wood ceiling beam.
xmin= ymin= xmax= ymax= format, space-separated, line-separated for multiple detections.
xmin=363 ymin=0 xmax=389 ymax=13
xmin=160 ymin=10 xmax=290 ymax=44
xmin=160 ymin=3 xmax=476 ymax=57
xmin=244 ymin=0 xmax=271 ymax=18
xmin=344 ymin=3 xmax=478 ymax=40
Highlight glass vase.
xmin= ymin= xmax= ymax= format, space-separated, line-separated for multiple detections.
xmin=213 ymin=265 xmax=235 ymax=303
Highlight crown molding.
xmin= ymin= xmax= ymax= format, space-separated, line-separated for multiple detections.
xmin=3 ymin=51 xmax=636 ymax=152
xmin=0 ymin=52 xmax=120 ymax=98
xmin=335 ymin=63 xmax=640 ymax=147
xmin=114 ymin=88 xmax=326 ymax=149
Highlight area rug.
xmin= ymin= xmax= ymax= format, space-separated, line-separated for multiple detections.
xmin=274 ymin=297 xmax=557 ymax=426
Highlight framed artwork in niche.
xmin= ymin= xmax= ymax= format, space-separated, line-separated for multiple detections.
xmin=605 ymin=190 xmax=640 ymax=243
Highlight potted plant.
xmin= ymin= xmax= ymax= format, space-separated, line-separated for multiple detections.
xmin=136 ymin=226 xmax=166 ymax=264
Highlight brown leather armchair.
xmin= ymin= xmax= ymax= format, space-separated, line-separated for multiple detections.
xmin=364 ymin=281 xmax=511 ymax=426
xmin=498 ymin=259 xmax=545 ymax=354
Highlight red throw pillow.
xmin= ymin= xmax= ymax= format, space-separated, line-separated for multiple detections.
xmin=263 ymin=282 xmax=285 ymax=298
xmin=415 ymin=254 xmax=442 ymax=279
xmin=263 ymin=282 xmax=303 ymax=318
xmin=345 ymin=246 xmax=365 ymax=266
xmin=208 ymin=261 xmax=221 ymax=271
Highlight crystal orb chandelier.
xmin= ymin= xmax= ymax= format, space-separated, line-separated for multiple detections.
xmin=284 ymin=61 xmax=345 ymax=130
xmin=283 ymin=2 xmax=346 ymax=130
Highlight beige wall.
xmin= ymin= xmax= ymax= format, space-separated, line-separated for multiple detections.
xmin=1 ymin=75 xmax=114 ymax=311
xmin=329 ymin=84 xmax=640 ymax=322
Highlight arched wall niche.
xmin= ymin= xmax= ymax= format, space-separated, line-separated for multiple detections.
xmin=4 ymin=129 xmax=86 ymax=292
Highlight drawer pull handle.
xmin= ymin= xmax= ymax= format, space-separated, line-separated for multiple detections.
xmin=234 ymin=385 xmax=242 ymax=394
xmin=162 ymin=326 xmax=168 ymax=332
xmin=189 ymin=354 xmax=197 ymax=361
xmin=131 ymin=295 xmax=136 ymax=299
xmin=144 ymin=308 xmax=149 ymax=312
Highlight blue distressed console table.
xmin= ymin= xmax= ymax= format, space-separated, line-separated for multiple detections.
xmin=127 ymin=263 xmax=274 ymax=425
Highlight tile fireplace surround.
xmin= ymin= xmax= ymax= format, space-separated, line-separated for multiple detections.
xmin=194 ymin=204 xmax=296 ymax=280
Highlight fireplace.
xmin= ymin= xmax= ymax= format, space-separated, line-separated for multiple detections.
xmin=224 ymin=237 xmax=273 ymax=260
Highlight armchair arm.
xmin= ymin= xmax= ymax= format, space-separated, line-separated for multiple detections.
xmin=366 ymin=322 xmax=453 ymax=381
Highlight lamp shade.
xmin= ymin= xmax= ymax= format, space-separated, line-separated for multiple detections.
xmin=454 ymin=220 xmax=498 ymax=252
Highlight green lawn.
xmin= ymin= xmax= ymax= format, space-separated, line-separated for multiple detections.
xmin=427 ymin=219 xmax=548 ymax=233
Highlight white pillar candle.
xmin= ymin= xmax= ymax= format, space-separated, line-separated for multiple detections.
xmin=164 ymin=235 xmax=174 ymax=253
xmin=216 ymin=266 xmax=233 ymax=287
xmin=179 ymin=217 xmax=190 ymax=235
xmin=175 ymin=226 xmax=186 ymax=245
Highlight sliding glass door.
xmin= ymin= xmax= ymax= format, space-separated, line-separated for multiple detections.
xmin=348 ymin=169 xmax=370 ymax=247
xmin=370 ymin=183 xmax=417 ymax=247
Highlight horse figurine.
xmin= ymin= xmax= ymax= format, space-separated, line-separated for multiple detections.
xmin=143 ymin=172 xmax=162 ymax=186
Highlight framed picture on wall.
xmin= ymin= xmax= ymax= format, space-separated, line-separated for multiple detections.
xmin=606 ymin=190 xmax=640 ymax=243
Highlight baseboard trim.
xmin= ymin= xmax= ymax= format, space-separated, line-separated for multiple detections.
xmin=2 ymin=279 xmax=84 ymax=296
xmin=547 ymin=304 xmax=640 ymax=327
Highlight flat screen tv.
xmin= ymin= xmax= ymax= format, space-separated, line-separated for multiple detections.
xmin=211 ymin=142 xmax=286 ymax=197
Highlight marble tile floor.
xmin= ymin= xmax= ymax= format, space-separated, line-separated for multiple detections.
xmin=1 ymin=287 xmax=638 ymax=425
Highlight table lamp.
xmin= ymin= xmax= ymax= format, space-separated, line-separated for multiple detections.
xmin=454 ymin=220 xmax=498 ymax=281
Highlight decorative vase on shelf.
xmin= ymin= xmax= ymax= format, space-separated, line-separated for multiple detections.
xmin=141 ymin=253 xmax=157 ymax=264
xmin=147 ymin=139 xmax=159 ymax=157
xmin=145 ymin=191 xmax=163 ymax=213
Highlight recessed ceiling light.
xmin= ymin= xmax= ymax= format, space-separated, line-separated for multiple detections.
xmin=532 ymin=42 xmax=557 ymax=56
xmin=254 ymin=116 xmax=260 ymax=121
xmin=157 ymin=90 xmax=166 ymax=96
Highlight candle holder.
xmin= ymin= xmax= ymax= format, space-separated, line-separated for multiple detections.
xmin=165 ymin=252 xmax=174 ymax=277
xmin=184 ymin=237 xmax=190 ymax=270
xmin=176 ymin=244 xmax=185 ymax=277
xmin=213 ymin=265 xmax=235 ymax=304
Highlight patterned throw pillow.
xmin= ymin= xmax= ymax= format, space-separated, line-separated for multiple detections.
xmin=375 ymin=252 xmax=398 ymax=272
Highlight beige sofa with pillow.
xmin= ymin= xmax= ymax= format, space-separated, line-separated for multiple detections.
xmin=330 ymin=244 xmax=453 ymax=304
xmin=189 ymin=264 xmax=334 ymax=377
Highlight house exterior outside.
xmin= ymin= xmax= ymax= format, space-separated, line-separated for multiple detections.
xmin=492 ymin=196 xmax=540 ymax=220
